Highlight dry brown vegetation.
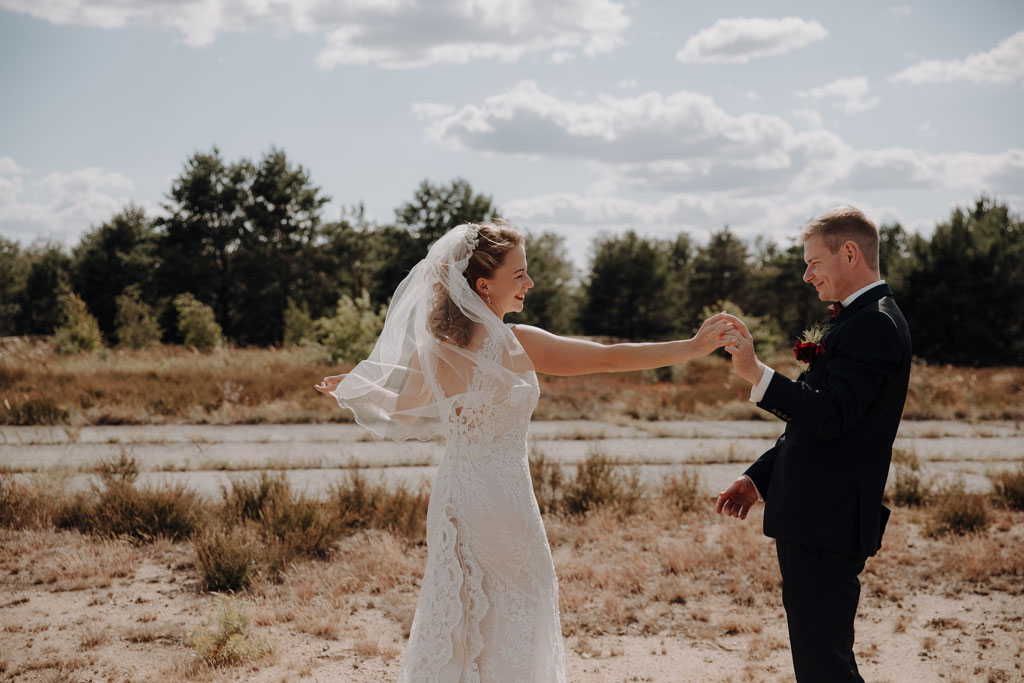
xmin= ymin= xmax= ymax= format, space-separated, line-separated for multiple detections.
xmin=3 ymin=339 xmax=1023 ymax=426
xmin=1 ymin=455 xmax=1023 ymax=681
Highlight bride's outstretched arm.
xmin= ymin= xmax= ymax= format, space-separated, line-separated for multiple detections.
xmin=511 ymin=314 xmax=736 ymax=377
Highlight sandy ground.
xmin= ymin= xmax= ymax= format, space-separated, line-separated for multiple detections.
xmin=2 ymin=512 xmax=1022 ymax=683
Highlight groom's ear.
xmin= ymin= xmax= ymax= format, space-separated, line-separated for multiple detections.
xmin=842 ymin=240 xmax=860 ymax=265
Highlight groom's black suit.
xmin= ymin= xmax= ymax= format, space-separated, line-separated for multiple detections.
xmin=745 ymin=283 xmax=911 ymax=682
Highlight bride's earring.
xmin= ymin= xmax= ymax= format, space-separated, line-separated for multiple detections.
xmin=487 ymin=294 xmax=492 ymax=306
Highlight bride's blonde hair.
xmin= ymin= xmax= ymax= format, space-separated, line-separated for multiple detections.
xmin=429 ymin=222 xmax=523 ymax=347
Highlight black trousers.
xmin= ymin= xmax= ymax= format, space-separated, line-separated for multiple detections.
xmin=776 ymin=539 xmax=866 ymax=682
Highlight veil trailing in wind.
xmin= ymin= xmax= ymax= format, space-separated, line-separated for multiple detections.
xmin=330 ymin=224 xmax=536 ymax=442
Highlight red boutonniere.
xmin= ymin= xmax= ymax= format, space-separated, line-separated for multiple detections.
xmin=793 ymin=340 xmax=824 ymax=364
xmin=794 ymin=323 xmax=827 ymax=367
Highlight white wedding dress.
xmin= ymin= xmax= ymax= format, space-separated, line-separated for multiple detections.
xmin=398 ymin=331 xmax=566 ymax=682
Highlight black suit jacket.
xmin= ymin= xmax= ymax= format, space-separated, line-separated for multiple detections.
xmin=745 ymin=284 xmax=911 ymax=559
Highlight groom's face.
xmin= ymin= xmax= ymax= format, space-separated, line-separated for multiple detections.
xmin=802 ymin=234 xmax=848 ymax=302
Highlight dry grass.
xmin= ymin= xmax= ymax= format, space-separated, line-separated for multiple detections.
xmin=4 ymin=341 xmax=1022 ymax=425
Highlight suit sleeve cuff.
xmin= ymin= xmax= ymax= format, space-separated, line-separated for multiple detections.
xmin=748 ymin=366 xmax=775 ymax=403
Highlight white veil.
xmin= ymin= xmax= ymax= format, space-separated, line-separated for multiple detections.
xmin=330 ymin=224 xmax=536 ymax=441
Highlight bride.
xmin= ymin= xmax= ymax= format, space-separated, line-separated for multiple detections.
xmin=316 ymin=222 xmax=734 ymax=682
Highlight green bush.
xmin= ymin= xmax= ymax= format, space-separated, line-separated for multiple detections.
xmin=311 ymin=290 xmax=386 ymax=363
xmin=699 ymin=299 xmax=784 ymax=357
xmin=54 ymin=286 xmax=102 ymax=355
xmin=173 ymin=293 xmax=222 ymax=352
xmin=114 ymin=288 xmax=162 ymax=349
xmin=283 ymin=299 xmax=315 ymax=346
xmin=989 ymin=463 xmax=1024 ymax=510
xmin=190 ymin=596 xmax=268 ymax=667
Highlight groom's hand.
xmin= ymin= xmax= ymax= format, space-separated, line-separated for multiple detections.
xmin=718 ymin=315 xmax=766 ymax=386
xmin=715 ymin=476 xmax=758 ymax=520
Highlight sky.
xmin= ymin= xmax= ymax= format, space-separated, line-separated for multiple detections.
xmin=1 ymin=0 xmax=1022 ymax=268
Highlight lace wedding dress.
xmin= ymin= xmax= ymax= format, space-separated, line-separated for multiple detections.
xmin=398 ymin=331 xmax=566 ymax=682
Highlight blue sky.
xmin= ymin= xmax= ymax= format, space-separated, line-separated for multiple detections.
xmin=1 ymin=1 xmax=1022 ymax=266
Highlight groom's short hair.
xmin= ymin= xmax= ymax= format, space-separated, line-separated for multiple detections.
xmin=801 ymin=206 xmax=879 ymax=272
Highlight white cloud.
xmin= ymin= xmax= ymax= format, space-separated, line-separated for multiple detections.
xmin=618 ymin=79 xmax=638 ymax=89
xmin=797 ymin=76 xmax=881 ymax=114
xmin=890 ymin=30 xmax=1024 ymax=86
xmin=419 ymin=81 xmax=1024 ymax=216
xmin=0 ymin=0 xmax=630 ymax=69
xmin=918 ymin=120 xmax=936 ymax=136
xmin=0 ymin=161 xmax=141 ymax=244
xmin=790 ymin=107 xmax=824 ymax=128
xmin=886 ymin=5 xmax=912 ymax=17
xmin=676 ymin=17 xmax=827 ymax=64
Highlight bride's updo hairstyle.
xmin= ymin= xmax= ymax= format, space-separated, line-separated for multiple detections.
xmin=430 ymin=222 xmax=523 ymax=348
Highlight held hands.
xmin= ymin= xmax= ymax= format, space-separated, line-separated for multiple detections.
xmin=716 ymin=314 xmax=765 ymax=386
xmin=715 ymin=476 xmax=758 ymax=520
xmin=692 ymin=314 xmax=739 ymax=356
xmin=314 ymin=374 xmax=345 ymax=397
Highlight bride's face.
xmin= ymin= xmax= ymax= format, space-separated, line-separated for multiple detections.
xmin=478 ymin=245 xmax=534 ymax=316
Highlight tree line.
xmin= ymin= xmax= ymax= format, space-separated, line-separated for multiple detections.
xmin=1 ymin=147 xmax=1021 ymax=366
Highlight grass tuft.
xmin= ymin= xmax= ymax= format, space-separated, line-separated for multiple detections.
xmin=190 ymin=596 xmax=269 ymax=667
xmin=926 ymin=480 xmax=990 ymax=537
xmin=989 ymin=463 xmax=1024 ymax=510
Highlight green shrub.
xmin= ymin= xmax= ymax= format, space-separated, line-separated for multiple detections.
xmin=54 ymin=286 xmax=102 ymax=355
xmin=311 ymin=290 xmax=386 ymax=363
xmin=283 ymin=299 xmax=315 ymax=346
xmin=193 ymin=525 xmax=262 ymax=592
xmin=173 ymin=293 xmax=222 ymax=352
xmin=926 ymin=480 xmax=990 ymax=537
xmin=889 ymin=449 xmax=932 ymax=507
xmin=190 ymin=596 xmax=268 ymax=667
xmin=989 ymin=463 xmax=1024 ymax=510
xmin=699 ymin=299 xmax=783 ymax=357
xmin=114 ymin=288 xmax=162 ymax=349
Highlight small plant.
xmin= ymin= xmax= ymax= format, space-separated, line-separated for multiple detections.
xmin=283 ymin=298 xmax=315 ymax=346
xmin=0 ymin=397 xmax=69 ymax=426
xmin=889 ymin=449 xmax=931 ymax=507
xmin=173 ymin=293 xmax=222 ymax=352
xmin=54 ymin=286 xmax=103 ymax=355
xmin=329 ymin=470 xmax=429 ymax=542
xmin=193 ymin=525 xmax=262 ymax=592
xmin=562 ymin=451 xmax=645 ymax=516
xmin=190 ymin=596 xmax=269 ymax=667
xmin=529 ymin=448 xmax=565 ymax=515
xmin=661 ymin=469 xmax=704 ymax=513
xmin=57 ymin=456 xmax=203 ymax=542
xmin=989 ymin=463 xmax=1024 ymax=510
xmin=114 ymin=287 xmax=162 ymax=349
xmin=926 ymin=480 xmax=990 ymax=537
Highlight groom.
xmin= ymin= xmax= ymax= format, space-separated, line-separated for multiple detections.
xmin=715 ymin=206 xmax=911 ymax=682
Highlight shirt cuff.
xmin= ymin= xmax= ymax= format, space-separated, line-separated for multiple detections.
xmin=743 ymin=475 xmax=764 ymax=502
xmin=748 ymin=366 xmax=775 ymax=403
